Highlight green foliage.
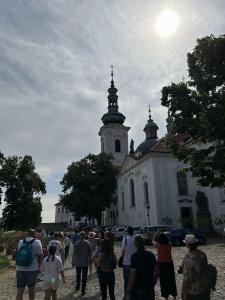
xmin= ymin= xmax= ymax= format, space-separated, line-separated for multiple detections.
xmin=0 ymin=154 xmax=46 ymax=230
xmin=1 ymin=231 xmax=17 ymax=250
xmin=161 ymin=35 xmax=225 ymax=188
xmin=0 ymin=255 xmax=9 ymax=268
xmin=60 ymin=153 xmax=119 ymax=225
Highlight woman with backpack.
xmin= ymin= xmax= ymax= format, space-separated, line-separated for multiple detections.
xmin=41 ymin=244 xmax=65 ymax=300
xmin=153 ymin=231 xmax=177 ymax=300
xmin=96 ymin=238 xmax=117 ymax=300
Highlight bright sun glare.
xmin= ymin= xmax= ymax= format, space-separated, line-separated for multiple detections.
xmin=155 ymin=9 xmax=178 ymax=37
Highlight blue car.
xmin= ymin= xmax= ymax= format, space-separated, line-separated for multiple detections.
xmin=167 ymin=228 xmax=207 ymax=246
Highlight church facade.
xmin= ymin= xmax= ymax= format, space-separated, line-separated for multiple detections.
xmin=55 ymin=71 xmax=225 ymax=231
xmin=99 ymin=73 xmax=225 ymax=231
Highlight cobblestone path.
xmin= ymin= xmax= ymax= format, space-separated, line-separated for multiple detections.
xmin=0 ymin=241 xmax=224 ymax=299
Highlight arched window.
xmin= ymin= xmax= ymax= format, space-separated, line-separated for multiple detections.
xmin=122 ymin=191 xmax=125 ymax=210
xmin=58 ymin=207 xmax=60 ymax=214
xmin=115 ymin=139 xmax=121 ymax=152
xmin=177 ymin=171 xmax=188 ymax=195
xmin=130 ymin=179 xmax=135 ymax=207
xmin=144 ymin=182 xmax=149 ymax=204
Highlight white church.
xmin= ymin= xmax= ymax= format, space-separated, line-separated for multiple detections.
xmin=55 ymin=72 xmax=225 ymax=231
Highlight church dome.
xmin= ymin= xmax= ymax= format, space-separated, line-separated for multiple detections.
xmin=135 ymin=106 xmax=158 ymax=157
xmin=135 ymin=138 xmax=158 ymax=156
xmin=102 ymin=111 xmax=125 ymax=125
xmin=101 ymin=67 xmax=126 ymax=125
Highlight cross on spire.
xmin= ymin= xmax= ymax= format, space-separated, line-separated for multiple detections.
xmin=110 ymin=65 xmax=114 ymax=82
xmin=148 ymin=104 xmax=152 ymax=120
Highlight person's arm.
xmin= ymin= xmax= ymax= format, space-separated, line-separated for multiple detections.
xmin=60 ymin=271 xmax=66 ymax=283
xmin=154 ymin=264 xmax=159 ymax=285
xmin=36 ymin=241 xmax=43 ymax=270
xmin=153 ymin=229 xmax=161 ymax=242
xmin=121 ymin=238 xmax=126 ymax=256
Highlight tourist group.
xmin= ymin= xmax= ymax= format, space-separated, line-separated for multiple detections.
xmin=15 ymin=226 xmax=216 ymax=300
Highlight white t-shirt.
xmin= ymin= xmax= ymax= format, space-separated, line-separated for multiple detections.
xmin=121 ymin=235 xmax=136 ymax=266
xmin=48 ymin=240 xmax=63 ymax=257
xmin=16 ymin=238 xmax=43 ymax=271
xmin=41 ymin=255 xmax=64 ymax=290
xmin=64 ymin=237 xmax=71 ymax=247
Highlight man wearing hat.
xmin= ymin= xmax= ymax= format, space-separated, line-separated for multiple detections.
xmin=181 ymin=234 xmax=210 ymax=300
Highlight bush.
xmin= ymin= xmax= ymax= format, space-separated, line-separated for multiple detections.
xmin=0 ymin=255 xmax=9 ymax=268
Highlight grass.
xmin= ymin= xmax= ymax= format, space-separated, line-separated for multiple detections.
xmin=0 ymin=255 xmax=9 ymax=269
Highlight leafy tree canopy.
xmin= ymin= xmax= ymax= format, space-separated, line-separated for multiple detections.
xmin=0 ymin=154 xmax=46 ymax=230
xmin=161 ymin=35 xmax=225 ymax=188
xmin=60 ymin=153 xmax=119 ymax=225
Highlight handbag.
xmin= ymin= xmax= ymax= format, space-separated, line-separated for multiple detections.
xmin=118 ymin=255 xmax=124 ymax=268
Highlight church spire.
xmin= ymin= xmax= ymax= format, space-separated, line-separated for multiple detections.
xmin=101 ymin=67 xmax=125 ymax=125
xmin=143 ymin=105 xmax=158 ymax=139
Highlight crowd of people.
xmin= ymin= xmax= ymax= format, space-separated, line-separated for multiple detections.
xmin=15 ymin=226 xmax=216 ymax=300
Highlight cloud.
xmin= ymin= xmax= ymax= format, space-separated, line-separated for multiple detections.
xmin=0 ymin=0 xmax=225 ymax=221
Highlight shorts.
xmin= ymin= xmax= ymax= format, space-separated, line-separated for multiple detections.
xmin=16 ymin=270 xmax=39 ymax=289
xmin=43 ymin=277 xmax=60 ymax=290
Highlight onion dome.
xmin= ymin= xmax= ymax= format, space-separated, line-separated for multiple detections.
xmin=135 ymin=106 xmax=158 ymax=156
xmin=101 ymin=66 xmax=126 ymax=125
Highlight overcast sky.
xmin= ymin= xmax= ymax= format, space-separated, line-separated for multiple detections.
xmin=0 ymin=0 xmax=225 ymax=222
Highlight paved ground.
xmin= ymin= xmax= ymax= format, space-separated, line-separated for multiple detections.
xmin=0 ymin=241 xmax=224 ymax=299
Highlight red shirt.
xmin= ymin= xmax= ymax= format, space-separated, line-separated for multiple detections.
xmin=152 ymin=241 xmax=172 ymax=263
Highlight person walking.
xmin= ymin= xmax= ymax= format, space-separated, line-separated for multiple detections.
xmin=41 ymin=244 xmax=65 ymax=300
xmin=72 ymin=231 xmax=92 ymax=296
xmin=48 ymin=232 xmax=64 ymax=263
xmin=97 ymin=238 xmax=117 ymax=300
xmin=15 ymin=229 xmax=43 ymax=300
xmin=181 ymin=234 xmax=211 ymax=300
xmin=126 ymin=234 xmax=159 ymax=300
xmin=121 ymin=226 xmax=136 ymax=298
xmin=64 ymin=234 xmax=71 ymax=261
xmin=153 ymin=232 xmax=177 ymax=300
xmin=88 ymin=231 xmax=97 ymax=275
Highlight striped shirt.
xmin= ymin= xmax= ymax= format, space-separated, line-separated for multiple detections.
xmin=74 ymin=240 xmax=92 ymax=267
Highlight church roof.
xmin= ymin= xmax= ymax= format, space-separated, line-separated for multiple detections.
xmin=101 ymin=67 xmax=126 ymax=125
xmin=55 ymin=201 xmax=63 ymax=206
xmin=135 ymin=138 xmax=158 ymax=156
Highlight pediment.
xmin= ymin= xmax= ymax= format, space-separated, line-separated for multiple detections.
xmin=120 ymin=155 xmax=138 ymax=174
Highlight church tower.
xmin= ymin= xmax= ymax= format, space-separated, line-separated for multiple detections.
xmin=99 ymin=67 xmax=130 ymax=167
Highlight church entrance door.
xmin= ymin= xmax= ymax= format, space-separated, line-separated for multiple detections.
xmin=180 ymin=207 xmax=193 ymax=229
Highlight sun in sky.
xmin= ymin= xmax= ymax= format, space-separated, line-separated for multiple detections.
xmin=155 ymin=9 xmax=178 ymax=38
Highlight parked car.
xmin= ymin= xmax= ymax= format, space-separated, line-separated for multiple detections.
xmin=167 ymin=228 xmax=207 ymax=246
xmin=114 ymin=227 xmax=126 ymax=240
xmin=123 ymin=226 xmax=142 ymax=237
xmin=142 ymin=225 xmax=172 ymax=245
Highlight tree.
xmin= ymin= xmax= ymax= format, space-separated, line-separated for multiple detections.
xmin=0 ymin=154 xmax=46 ymax=230
xmin=60 ymin=153 xmax=119 ymax=225
xmin=161 ymin=34 xmax=225 ymax=188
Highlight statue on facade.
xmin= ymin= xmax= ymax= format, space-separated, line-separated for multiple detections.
xmin=130 ymin=139 xmax=134 ymax=154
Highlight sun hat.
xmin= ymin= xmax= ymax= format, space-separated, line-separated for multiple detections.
xmin=183 ymin=234 xmax=198 ymax=244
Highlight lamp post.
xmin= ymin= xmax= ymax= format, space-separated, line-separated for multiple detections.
xmin=146 ymin=204 xmax=150 ymax=226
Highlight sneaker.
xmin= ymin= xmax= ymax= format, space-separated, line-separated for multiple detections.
xmin=81 ymin=291 xmax=86 ymax=296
